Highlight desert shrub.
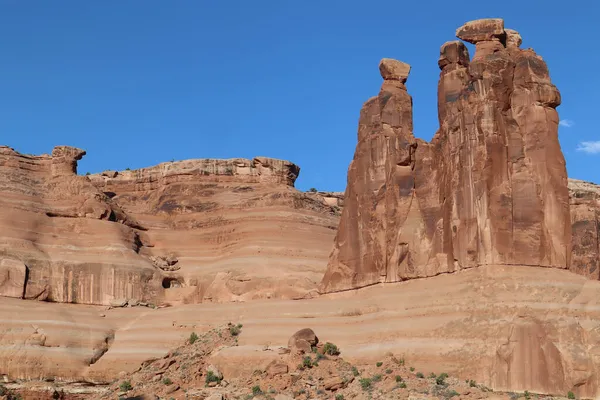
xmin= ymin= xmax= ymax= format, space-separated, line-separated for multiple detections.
xmin=119 ymin=380 xmax=132 ymax=392
xmin=309 ymin=188 xmax=318 ymax=193
xmin=323 ymin=342 xmax=340 ymax=356
xmin=162 ymin=377 xmax=172 ymax=385
xmin=386 ymin=369 xmax=393 ymax=374
xmin=568 ymin=392 xmax=576 ymax=399
xmin=376 ymin=361 xmax=383 ymax=367
xmin=189 ymin=332 xmax=199 ymax=344
xmin=229 ymin=325 xmax=241 ymax=336
xmin=205 ymin=370 xmax=222 ymax=385
xmin=410 ymin=367 xmax=415 ymax=371
xmin=252 ymin=386 xmax=262 ymax=396
xmin=372 ymin=374 xmax=382 ymax=382
xmin=399 ymin=382 xmax=407 ymax=388
xmin=302 ymin=356 xmax=313 ymax=368
xmin=360 ymin=378 xmax=372 ymax=390
xmin=436 ymin=372 xmax=449 ymax=386
xmin=336 ymin=395 xmax=345 ymax=400
xmin=469 ymin=380 xmax=477 ymax=387
xmin=430 ymin=372 xmax=437 ymax=378
xmin=395 ymin=375 xmax=403 ymax=382
xmin=416 ymin=372 xmax=425 ymax=379
xmin=447 ymin=390 xmax=459 ymax=398
xmin=352 ymin=366 xmax=360 ymax=376
xmin=397 ymin=357 xmax=405 ymax=366
xmin=524 ymin=391 xmax=531 ymax=400
xmin=316 ymin=352 xmax=326 ymax=361
xmin=0 ymin=385 xmax=7 ymax=396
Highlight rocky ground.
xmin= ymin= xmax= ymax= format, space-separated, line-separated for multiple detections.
xmin=1 ymin=325 xmax=578 ymax=400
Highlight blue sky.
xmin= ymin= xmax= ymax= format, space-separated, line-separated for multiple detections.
xmin=1 ymin=1 xmax=598 ymax=191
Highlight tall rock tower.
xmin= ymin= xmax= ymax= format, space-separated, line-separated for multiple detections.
xmin=321 ymin=18 xmax=571 ymax=293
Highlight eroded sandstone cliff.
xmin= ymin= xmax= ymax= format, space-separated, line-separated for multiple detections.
xmin=0 ymin=145 xmax=162 ymax=304
xmin=88 ymin=157 xmax=339 ymax=303
xmin=569 ymin=179 xmax=600 ymax=279
xmin=321 ymin=18 xmax=572 ymax=292
xmin=0 ymin=147 xmax=339 ymax=305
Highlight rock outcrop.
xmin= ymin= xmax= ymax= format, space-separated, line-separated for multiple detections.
xmin=569 ymin=179 xmax=600 ymax=279
xmin=86 ymin=157 xmax=338 ymax=303
xmin=0 ymin=145 xmax=162 ymax=305
xmin=321 ymin=18 xmax=571 ymax=292
xmin=0 ymin=147 xmax=339 ymax=305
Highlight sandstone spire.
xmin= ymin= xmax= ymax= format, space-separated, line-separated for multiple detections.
xmin=321 ymin=18 xmax=571 ymax=293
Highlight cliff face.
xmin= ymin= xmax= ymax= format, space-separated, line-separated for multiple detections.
xmin=569 ymin=179 xmax=600 ymax=279
xmin=87 ymin=157 xmax=338 ymax=303
xmin=0 ymin=145 xmax=162 ymax=304
xmin=321 ymin=18 xmax=571 ymax=293
xmin=0 ymin=147 xmax=339 ymax=305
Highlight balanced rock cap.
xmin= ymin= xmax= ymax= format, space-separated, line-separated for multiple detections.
xmin=438 ymin=41 xmax=470 ymax=69
xmin=379 ymin=58 xmax=411 ymax=83
xmin=456 ymin=18 xmax=505 ymax=44
xmin=505 ymin=29 xmax=523 ymax=48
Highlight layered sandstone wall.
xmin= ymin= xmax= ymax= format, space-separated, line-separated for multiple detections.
xmin=321 ymin=19 xmax=572 ymax=292
xmin=0 ymin=147 xmax=339 ymax=305
xmin=0 ymin=146 xmax=163 ymax=305
xmin=86 ymin=157 xmax=339 ymax=303
xmin=569 ymin=179 xmax=600 ymax=279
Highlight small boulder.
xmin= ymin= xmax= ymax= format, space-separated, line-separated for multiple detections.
xmin=266 ymin=360 xmax=289 ymax=377
xmin=505 ymin=28 xmax=522 ymax=48
xmin=456 ymin=18 xmax=505 ymax=44
xmin=109 ymin=298 xmax=128 ymax=307
xmin=287 ymin=328 xmax=318 ymax=354
xmin=379 ymin=58 xmax=411 ymax=83
xmin=323 ymin=375 xmax=345 ymax=391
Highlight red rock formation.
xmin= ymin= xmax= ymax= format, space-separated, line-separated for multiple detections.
xmin=569 ymin=179 xmax=600 ymax=279
xmin=0 ymin=145 xmax=162 ymax=304
xmin=87 ymin=157 xmax=338 ymax=303
xmin=0 ymin=146 xmax=339 ymax=305
xmin=321 ymin=18 xmax=571 ymax=292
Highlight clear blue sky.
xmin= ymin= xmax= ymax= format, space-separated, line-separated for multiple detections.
xmin=1 ymin=1 xmax=598 ymax=191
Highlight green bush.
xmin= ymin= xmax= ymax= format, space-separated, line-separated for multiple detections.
xmin=372 ymin=374 xmax=382 ymax=382
xmin=302 ymin=356 xmax=313 ymax=369
xmin=436 ymin=372 xmax=449 ymax=386
xmin=205 ymin=370 xmax=222 ymax=385
xmin=0 ymin=385 xmax=7 ymax=396
xmin=360 ymin=378 xmax=372 ymax=390
xmin=376 ymin=361 xmax=383 ymax=367
xmin=323 ymin=342 xmax=340 ymax=356
xmin=568 ymin=392 xmax=575 ymax=400
xmin=352 ymin=366 xmax=360 ymax=376
xmin=335 ymin=395 xmax=345 ymax=400
xmin=386 ymin=369 xmax=393 ymax=374
xmin=410 ymin=367 xmax=415 ymax=371
xmin=119 ymin=380 xmax=132 ymax=392
xmin=469 ymin=380 xmax=477 ymax=388
xmin=524 ymin=391 xmax=531 ymax=400
xmin=399 ymin=382 xmax=407 ymax=388
xmin=395 ymin=375 xmax=403 ymax=382
xmin=416 ymin=372 xmax=425 ymax=379
xmin=397 ymin=357 xmax=405 ymax=366
xmin=448 ymin=390 xmax=459 ymax=398
xmin=162 ymin=377 xmax=173 ymax=385
xmin=430 ymin=372 xmax=437 ymax=378
xmin=189 ymin=332 xmax=199 ymax=344
xmin=309 ymin=188 xmax=318 ymax=193
xmin=229 ymin=325 xmax=241 ymax=336
xmin=252 ymin=386 xmax=262 ymax=396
